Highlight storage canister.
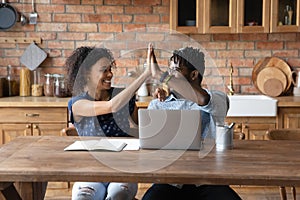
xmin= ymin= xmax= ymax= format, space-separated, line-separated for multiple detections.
xmin=31 ymin=68 xmax=43 ymax=96
xmin=53 ymin=74 xmax=68 ymax=97
xmin=19 ymin=67 xmax=31 ymax=96
xmin=3 ymin=65 xmax=19 ymax=97
xmin=44 ymin=73 xmax=53 ymax=97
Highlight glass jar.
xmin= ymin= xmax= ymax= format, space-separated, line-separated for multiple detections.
xmin=44 ymin=74 xmax=53 ymax=97
xmin=53 ymin=74 xmax=68 ymax=97
xmin=3 ymin=65 xmax=19 ymax=97
xmin=31 ymin=68 xmax=43 ymax=97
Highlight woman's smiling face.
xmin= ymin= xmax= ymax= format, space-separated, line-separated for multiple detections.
xmin=89 ymin=57 xmax=114 ymax=91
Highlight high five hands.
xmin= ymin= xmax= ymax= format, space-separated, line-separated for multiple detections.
xmin=146 ymin=43 xmax=169 ymax=101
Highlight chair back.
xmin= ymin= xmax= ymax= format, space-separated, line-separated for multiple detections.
xmin=61 ymin=127 xmax=78 ymax=136
xmin=267 ymin=129 xmax=300 ymax=140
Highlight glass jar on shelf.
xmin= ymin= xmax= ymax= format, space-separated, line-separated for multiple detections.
xmin=3 ymin=65 xmax=19 ymax=97
xmin=31 ymin=68 xmax=43 ymax=97
xmin=44 ymin=73 xmax=53 ymax=97
xmin=53 ymin=74 xmax=68 ymax=97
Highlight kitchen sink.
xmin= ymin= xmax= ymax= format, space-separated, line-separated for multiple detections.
xmin=227 ymin=95 xmax=278 ymax=117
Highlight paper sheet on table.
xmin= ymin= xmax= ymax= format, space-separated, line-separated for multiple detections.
xmin=114 ymin=139 xmax=140 ymax=150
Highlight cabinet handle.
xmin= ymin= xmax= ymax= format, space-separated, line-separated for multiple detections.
xmin=26 ymin=124 xmax=31 ymax=128
xmin=33 ymin=125 xmax=38 ymax=129
xmin=25 ymin=113 xmax=40 ymax=117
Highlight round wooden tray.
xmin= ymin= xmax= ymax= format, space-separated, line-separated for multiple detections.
xmin=256 ymin=67 xmax=287 ymax=96
xmin=252 ymin=57 xmax=292 ymax=94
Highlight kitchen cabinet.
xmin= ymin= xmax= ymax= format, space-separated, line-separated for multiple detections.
xmin=276 ymin=96 xmax=300 ymax=128
xmin=226 ymin=117 xmax=276 ymax=140
xmin=277 ymin=107 xmax=300 ymax=128
xmin=170 ymin=0 xmax=204 ymax=33
xmin=170 ymin=0 xmax=299 ymax=34
xmin=270 ymin=0 xmax=300 ymax=32
xmin=0 ymin=97 xmax=70 ymax=197
xmin=0 ymin=107 xmax=68 ymax=144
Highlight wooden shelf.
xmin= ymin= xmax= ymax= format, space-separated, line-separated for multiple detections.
xmin=0 ymin=37 xmax=41 ymax=44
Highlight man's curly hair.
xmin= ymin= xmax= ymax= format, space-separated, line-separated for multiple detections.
xmin=172 ymin=47 xmax=205 ymax=83
xmin=65 ymin=46 xmax=114 ymax=96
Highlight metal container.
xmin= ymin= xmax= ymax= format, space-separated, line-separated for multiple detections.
xmin=215 ymin=123 xmax=234 ymax=151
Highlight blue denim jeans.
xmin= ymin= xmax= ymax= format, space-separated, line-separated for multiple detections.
xmin=72 ymin=182 xmax=138 ymax=200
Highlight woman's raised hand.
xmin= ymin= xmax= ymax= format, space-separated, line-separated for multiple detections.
xmin=146 ymin=43 xmax=161 ymax=79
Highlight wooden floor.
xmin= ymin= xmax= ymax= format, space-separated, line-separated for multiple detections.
xmin=44 ymin=184 xmax=299 ymax=200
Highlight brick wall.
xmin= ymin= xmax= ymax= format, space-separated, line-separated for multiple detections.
xmin=0 ymin=0 xmax=300 ymax=95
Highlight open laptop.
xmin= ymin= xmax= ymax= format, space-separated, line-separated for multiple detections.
xmin=138 ymin=109 xmax=202 ymax=150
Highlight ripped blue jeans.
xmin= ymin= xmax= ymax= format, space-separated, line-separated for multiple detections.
xmin=72 ymin=182 xmax=138 ymax=200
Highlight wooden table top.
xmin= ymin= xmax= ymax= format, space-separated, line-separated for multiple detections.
xmin=0 ymin=136 xmax=300 ymax=187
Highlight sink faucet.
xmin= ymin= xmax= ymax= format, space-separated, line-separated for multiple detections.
xmin=227 ymin=63 xmax=235 ymax=96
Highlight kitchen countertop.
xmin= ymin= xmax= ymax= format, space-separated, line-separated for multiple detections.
xmin=0 ymin=96 xmax=70 ymax=107
xmin=0 ymin=95 xmax=299 ymax=108
xmin=275 ymin=96 xmax=300 ymax=107
xmin=136 ymin=96 xmax=300 ymax=108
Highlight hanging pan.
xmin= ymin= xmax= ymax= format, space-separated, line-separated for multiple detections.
xmin=0 ymin=0 xmax=18 ymax=30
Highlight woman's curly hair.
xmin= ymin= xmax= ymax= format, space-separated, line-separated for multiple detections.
xmin=65 ymin=46 xmax=114 ymax=96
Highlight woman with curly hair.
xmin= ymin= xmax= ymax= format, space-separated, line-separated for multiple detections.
xmin=66 ymin=45 xmax=152 ymax=200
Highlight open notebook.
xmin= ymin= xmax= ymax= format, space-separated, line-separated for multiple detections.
xmin=64 ymin=139 xmax=127 ymax=152
xmin=64 ymin=138 xmax=140 ymax=151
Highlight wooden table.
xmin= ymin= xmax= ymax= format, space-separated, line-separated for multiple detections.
xmin=1 ymin=136 xmax=300 ymax=200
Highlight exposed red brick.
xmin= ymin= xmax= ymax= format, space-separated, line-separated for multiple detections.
xmin=190 ymin=34 xmax=211 ymax=42
xmin=37 ymin=13 xmax=52 ymax=23
xmin=66 ymin=5 xmax=95 ymax=13
xmin=48 ymin=41 xmax=75 ymax=50
xmin=47 ymin=49 xmax=62 ymax=58
xmin=52 ymin=0 xmax=80 ymax=4
xmin=212 ymin=34 xmax=240 ymax=41
xmin=268 ymin=33 xmax=297 ymax=41
xmin=125 ymin=6 xmax=152 ymax=14
xmin=272 ymin=50 xmax=299 ymax=58
xmin=257 ymin=41 xmax=284 ymax=50
xmin=112 ymin=15 xmax=133 ymax=23
xmin=134 ymin=15 xmax=160 ymax=23
xmin=53 ymin=14 xmax=81 ymax=23
xmin=82 ymin=0 xmax=103 ymax=5
xmin=124 ymin=24 xmax=146 ymax=32
xmin=99 ymin=24 xmax=123 ymax=32
xmin=286 ymin=41 xmax=300 ymax=49
xmin=245 ymin=50 xmax=272 ymax=58
xmin=104 ymin=0 xmax=131 ymax=5
xmin=240 ymin=33 xmax=268 ymax=41
xmin=37 ymin=23 xmax=68 ymax=32
xmin=200 ymin=42 xmax=227 ymax=50
xmin=217 ymin=50 xmax=244 ymax=58
xmin=69 ymin=24 xmax=98 ymax=32
xmin=96 ymin=6 xmax=124 ymax=14
xmin=57 ymin=33 xmax=86 ymax=41
xmin=287 ymin=58 xmax=300 ymax=68
xmin=133 ymin=0 xmax=162 ymax=6
xmin=228 ymin=41 xmax=254 ymax=50
xmin=83 ymin=14 xmax=112 ymax=23
xmin=153 ymin=6 xmax=169 ymax=14
xmin=36 ymin=4 xmax=65 ymax=13
xmin=136 ymin=33 xmax=165 ymax=41
xmin=88 ymin=33 xmax=114 ymax=41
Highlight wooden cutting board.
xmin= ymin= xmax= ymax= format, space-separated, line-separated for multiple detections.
xmin=252 ymin=57 xmax=292 ymax=95
xmin=256 ymin=67 xmax=287 ymax=96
